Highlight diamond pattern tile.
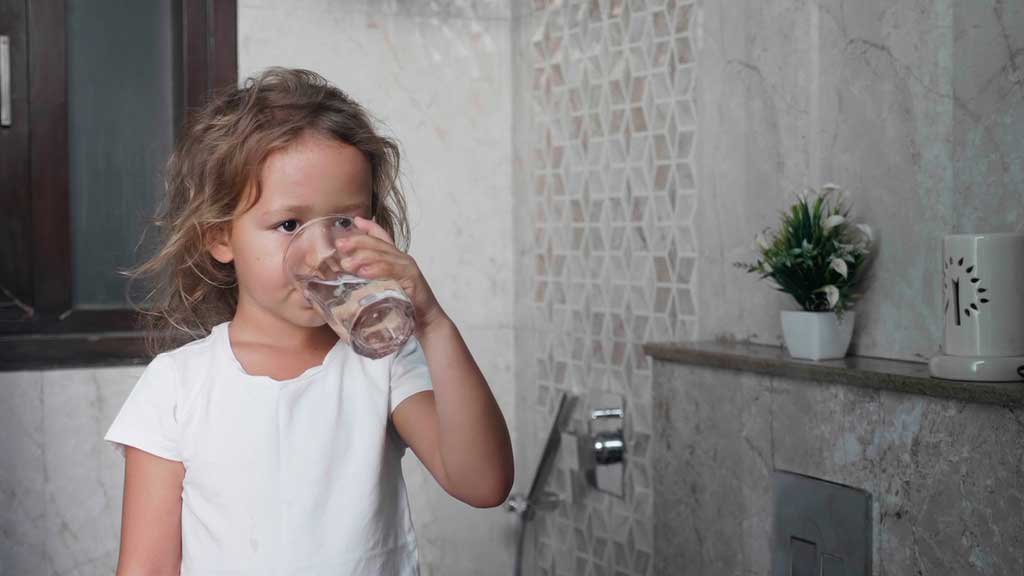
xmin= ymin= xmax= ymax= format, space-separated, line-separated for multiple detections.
xmin=523 ymin=1 xmax=698 ymax=574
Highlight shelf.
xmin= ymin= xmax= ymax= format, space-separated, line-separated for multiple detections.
xmin=643 ymin=340 xmax=1024 ymax=407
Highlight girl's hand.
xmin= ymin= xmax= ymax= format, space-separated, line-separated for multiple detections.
xmin=337 ymin=216 xmax=447 ymax=332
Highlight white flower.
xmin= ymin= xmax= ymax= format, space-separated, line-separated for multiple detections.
xmin=822 ymin=214 xmax=846 ymax=232
xmin=856 ymin=223 xmax=873 ymax=245
xmin=818 ymin=285 xmax=840 ymax=309
xmin=755 ymin=232 xmax=771 ymax=251
xmin=829 ymin=258 xmax=848 ymax=279
xmin=763 ymin=261 xmax=773 ymax=273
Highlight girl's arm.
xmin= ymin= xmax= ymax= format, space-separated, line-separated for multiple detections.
xmin=392 ymin=312 xmax=514 ymax=508
xmin=338 ymin=217 xmax=513 ymax=507
xmin=115 ymin=446 xmax=184 ymax=575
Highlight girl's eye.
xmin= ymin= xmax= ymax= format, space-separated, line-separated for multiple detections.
xmin=276 ymin=219 xmax=300 ymax=233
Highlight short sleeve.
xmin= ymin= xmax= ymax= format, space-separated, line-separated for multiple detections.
xmin=388 ymin=335 xmax=433 ymax=414
xmin=103 ymin=354 xmax=183 ymax=461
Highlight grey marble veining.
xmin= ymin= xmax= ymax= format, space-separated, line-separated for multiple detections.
xmin=771 ymin=377 xmax=884 ymax=574
xmin=241 ymin=0 xmax=509 ymax=20
xmin=652 ymin=367 xmax=773 ymax=575
xmin=0 ymin=372 xmax=46 ymax=576
xmin=0 ymin=367 xmax=141 ymax=576
xmin=695 ymin=0 xmax=1024 ymax=363
xmin=652 ymin=359 xmax=1024 ymax=575
xmin=952 ymin=0 xmax=1024 ymax=234
xmin=877 ymin=392 xmax=1024 ymax=575
xmin=41 ymin=368 xmax=137 ymax=575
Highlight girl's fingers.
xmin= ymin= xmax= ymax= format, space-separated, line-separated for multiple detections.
xmin=337 ymin=233 xmax=396 ymax=255
xmin=351 ymin=262 xmax=390 ymax=279
xmin=341 ymin=247 xmax=401 ymax=266
xmin=353 ymin=216 xmax=395 ymax=246
xmin=341 ymin=249 xmax=407 ymax=275
xmin=340 ymin=246 xmax=389 ymax=261
xmin=353 ymin=258 xmax=415 ymax=281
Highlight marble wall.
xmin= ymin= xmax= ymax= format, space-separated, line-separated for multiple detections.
xmin=0 ymin=367 xmax=142 ymax=575
xmin=652 ymin=360 xmax=1024 ymax=575
xmin=696 ymin=0 xmax=1024 ymax=363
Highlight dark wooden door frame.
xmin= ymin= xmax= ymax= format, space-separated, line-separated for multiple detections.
xmin=184 ymin=0 xmax=237 ymax=116
xmin=27 ymin=0 xmax=69 ymax=318
xmin=1 ymin=0 xmax=237 ymax=369
xmin=0 ymin=0 xmax=33 ymax=317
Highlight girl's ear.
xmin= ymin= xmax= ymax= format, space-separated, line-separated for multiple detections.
xmin=208 ymin=223 xmax=234 ymax=264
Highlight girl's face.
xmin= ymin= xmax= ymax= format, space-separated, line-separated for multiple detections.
xmin=209 ymin=131 xmax=374 ymax=329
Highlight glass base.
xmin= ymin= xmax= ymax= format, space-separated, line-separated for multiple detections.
xmin=303 ymin=276 xmax=415 ymax=359
xmin=350 ymin=297 xmax=416 ymax=359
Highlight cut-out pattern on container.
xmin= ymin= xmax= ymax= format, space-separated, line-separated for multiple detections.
xmin=943 ymin=256 xmax=990 ymax=325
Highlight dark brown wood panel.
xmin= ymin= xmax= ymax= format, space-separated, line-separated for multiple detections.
xmin=0 ymin=0 xmax=33 ymax=313
xmin=182 ymin=0 xmax=237 ymax=114
xmin=182 ymin=0 xmax=209 ymax=114
xmin=27 ymin=0 xmax=71 ymax=315
xmin=3 ymin=0 xmax=235 ymax=367
xmin=0 ymin=332 xmax=154 ymax=370
xmin=0 ymin=308 xmax=143 ymax=334
xmin=210 ymin=0 xmax=237 ymax=94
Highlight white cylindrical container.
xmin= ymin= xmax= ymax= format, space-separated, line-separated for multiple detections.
xmin=930 ymin=232 xmax=1024 ymax=381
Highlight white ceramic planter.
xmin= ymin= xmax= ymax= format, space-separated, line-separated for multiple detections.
xmin=780 ymin=310 xmax=856 ymax=361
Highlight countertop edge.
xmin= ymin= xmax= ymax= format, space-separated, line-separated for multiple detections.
xmin=643 ymin=341 xmax=1024 ymax=408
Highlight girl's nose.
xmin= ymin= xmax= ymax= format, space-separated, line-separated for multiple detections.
xmin=306 ymin=226 xmax=342 ymax=276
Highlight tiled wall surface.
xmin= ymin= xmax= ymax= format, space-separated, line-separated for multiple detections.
xmin=513 ymin=1 xmax=699 ymax=574
xmin=652 ymin=361 xmax=1024 ymax=575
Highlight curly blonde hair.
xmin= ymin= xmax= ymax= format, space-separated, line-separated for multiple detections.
xmin=127 ymin=67 xmax=409 ymax=354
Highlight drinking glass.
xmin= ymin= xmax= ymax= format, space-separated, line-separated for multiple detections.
xmin=283 ymin=214 xmax=415 ymax=359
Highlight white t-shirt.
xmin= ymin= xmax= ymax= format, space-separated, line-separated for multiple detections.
xmin=104 ymin=321 xmax=433 ymax=575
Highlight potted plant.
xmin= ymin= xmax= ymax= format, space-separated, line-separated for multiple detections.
xmin=736 ymin=185 xmax=873 ymax=360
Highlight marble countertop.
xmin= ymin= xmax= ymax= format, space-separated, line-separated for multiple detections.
xmin=643 ymin=341 xmax=1024 ymax=408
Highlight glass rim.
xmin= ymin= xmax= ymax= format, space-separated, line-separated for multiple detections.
xmin=283 ymin=213 xmax=360 ymax=280
xmin=289 ymin=213 xmax=357 ymax=237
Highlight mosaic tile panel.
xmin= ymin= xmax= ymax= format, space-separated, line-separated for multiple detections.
xmin=518 ymin=1 xmax=698 ymax=574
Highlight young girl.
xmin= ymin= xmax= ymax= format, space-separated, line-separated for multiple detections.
xmin=104 ymin=67 xmax=514 ymax=575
